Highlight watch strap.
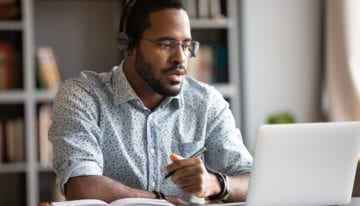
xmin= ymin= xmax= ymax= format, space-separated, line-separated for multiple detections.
xmin=207 ymin=172 xmax=230 ymax=201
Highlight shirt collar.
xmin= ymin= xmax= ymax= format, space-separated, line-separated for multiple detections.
xmin=112 ymin=63 xmax=140 ymax=105
xmin=111 ymin=62 xmax=184 ymax=109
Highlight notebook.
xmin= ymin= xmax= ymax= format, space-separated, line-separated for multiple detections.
xmin=246 ymin=122 xmax=360 ymax=206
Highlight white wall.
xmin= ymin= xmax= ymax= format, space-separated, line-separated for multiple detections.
xmin=242 ymin=0 xmax=324 ymax=152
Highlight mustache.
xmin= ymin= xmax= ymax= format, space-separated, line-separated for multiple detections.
xmin=162 ymin=64 xmax=186 ymax=74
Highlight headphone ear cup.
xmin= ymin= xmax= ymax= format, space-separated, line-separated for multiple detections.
xmin=117 ymin=32 xmax=130 ymax=50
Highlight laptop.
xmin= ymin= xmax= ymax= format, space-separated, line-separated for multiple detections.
xmin=245 ymin=122 xmax=360 ymax=206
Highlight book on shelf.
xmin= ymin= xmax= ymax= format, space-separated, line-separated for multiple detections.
xmin=209 ymin=0 xmax=224 ymax=19
xmin=214 ymin=45 xmax=228 ymax=83
xmin=4 ymin=117 xmax=24 ymax=162
xmin=183 ymin=0 xmax=225 ymax=20
xmin=50 ymin=198 xmax=175 ymax=206
xmin=0 ymin=0 xmax=17 ymax=4
xmin=187 ymin=44 xmax=214 ymax=83
xmin=0 ymin=121 xmax=3 ymax=163
xmin=183 ymin=0 xmax=197 ymax=18
xmin=187 ymin=44 xmax=228 ymax=84
xmin=198 ymin=0 xmax=210 ymax=19
xmin=0 ymin=0 xmax=19 ymax=20
xmin=0 ymin=41 xmax=20 ymax=90
xmin=36 ymin=46 xmax=62 ymax=92
xmin=38 ymin=103 xmax=53 ymax=166
xmin=52 ymin=184 xmax=66 ymax=202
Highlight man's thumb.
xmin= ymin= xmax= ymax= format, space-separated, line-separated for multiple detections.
xmin=170 ymin=153 xmax=184 ymax=161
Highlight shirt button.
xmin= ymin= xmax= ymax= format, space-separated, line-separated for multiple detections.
xmin=150 ymin=148 xmax=155 ymax=154
xmin=150 ymin=181 xmax=156 ymax=187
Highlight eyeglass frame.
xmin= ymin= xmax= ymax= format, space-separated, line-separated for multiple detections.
xmin=141 ymin=36 xmax=200 ymax=58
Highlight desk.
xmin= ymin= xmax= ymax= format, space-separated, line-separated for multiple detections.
xmin=40 ymin=197 xmax=360 ymax=206
xmin=344 ymin=197 xmax=360 ymax=206
xmin=197 ymin=197 xmax=360 ymax=206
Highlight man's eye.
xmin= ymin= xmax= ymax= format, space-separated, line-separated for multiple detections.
xmin=183 ymin=44 xmax=191 ymax=49
xmin=159 ymin=42 xmax=173 ymax=49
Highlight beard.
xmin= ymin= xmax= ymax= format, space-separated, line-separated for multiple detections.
xmin=134 ymin=49 xmax=186 ymax=97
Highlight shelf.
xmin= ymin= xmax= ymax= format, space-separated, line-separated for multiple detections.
xmin=0 ymin=21 xmax=23 ymax=31
xmin=37 ymin=164 xmax=54 ymax=173
xmin=213 ymin=84 xmax=238 ymax=97
xmin=0 ymin=1 xmax=242 ymax=205
xmin=0 ymin=90 xmax=26 ymax=103
xmin=0 ymin=163 xmax=26 ymax=173
xmin=0 ymin=90 xmax=57 ymax=103
xmin=190 ymin=18 xmax=235 ymax=29
xmin=35 ymin=90 xmax=56 ymax=102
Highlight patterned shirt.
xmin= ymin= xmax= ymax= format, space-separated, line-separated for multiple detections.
xmin=49 ymin=64 xmax=253 ymax=203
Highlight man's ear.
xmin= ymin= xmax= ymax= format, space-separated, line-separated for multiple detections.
xmin=124 ymin=50 xmax=131 ymax=57
xmin=125 ymin=47 xmax=136 ymax=57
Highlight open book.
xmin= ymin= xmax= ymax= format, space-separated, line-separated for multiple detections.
xmin=50 ymin=198 xmax=175 ymax=206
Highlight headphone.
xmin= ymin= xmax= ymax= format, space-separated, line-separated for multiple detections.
xmin=117 ymin=0 xmax=139 ymax=51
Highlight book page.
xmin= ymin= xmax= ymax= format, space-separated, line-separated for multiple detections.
xmin=110 ymin=198 xmax=175 ymax=206
xmin=51 ymin=199 xmax=108 ymax=206
xmin=51 ymin=198 xmax=176 ymax=206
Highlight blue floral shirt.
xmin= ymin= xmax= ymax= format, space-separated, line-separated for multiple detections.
xmin=49 ymin=64 xmax=253 ymax=203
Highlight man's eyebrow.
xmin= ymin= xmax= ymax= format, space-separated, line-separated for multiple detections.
xmin=156 ymin=37 xmax=193 ymax=42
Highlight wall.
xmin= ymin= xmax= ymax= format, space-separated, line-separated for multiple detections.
xmin=34 ymin=0 xmax=121 ymax=80
xmin=242 ymin=0 xmax=324 ymax=152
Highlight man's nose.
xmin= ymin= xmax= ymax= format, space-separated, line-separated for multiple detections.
xmin=170 ymin=44 xmax=187 ymax=64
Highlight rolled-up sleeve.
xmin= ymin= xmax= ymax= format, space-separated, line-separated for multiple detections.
xmin=57 ymin=161 xmax=102 ymax=194
xmin=204 ymin=88 xmax=253 ymax=175
xmin=49 ymin=78 xmax=104 ymax=194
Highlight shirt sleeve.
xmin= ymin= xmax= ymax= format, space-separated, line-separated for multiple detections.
xmin=48 ymin=78 xmax=104 ymax=194
xmin=204 ymin=88 xmax=253 ymax=175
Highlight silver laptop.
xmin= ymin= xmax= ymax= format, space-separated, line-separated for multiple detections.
xmin=246 ymin=122 xmax=360 ymax=206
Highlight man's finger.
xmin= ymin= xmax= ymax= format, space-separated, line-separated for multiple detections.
xmin=169 ymin=153 xmax=184 ymax=161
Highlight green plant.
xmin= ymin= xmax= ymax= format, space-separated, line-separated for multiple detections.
xmin=267 ymin=111 xmax=296 ymax=124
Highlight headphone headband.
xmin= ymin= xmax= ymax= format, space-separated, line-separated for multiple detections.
xmin=117 ymin=0 xmax=139 ymax=50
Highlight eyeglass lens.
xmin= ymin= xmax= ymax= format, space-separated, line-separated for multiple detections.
xmin=166 ymin=40 xmax=200 ymax=58
xmin=142 ymin=37 xmax=200 ymax=58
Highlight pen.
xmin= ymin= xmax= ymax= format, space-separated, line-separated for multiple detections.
xmin=164 ymin=146 xmax=207 ymax=179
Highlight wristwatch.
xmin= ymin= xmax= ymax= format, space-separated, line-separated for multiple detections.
xmin=207 ymin=172 xmax=230 ymax=201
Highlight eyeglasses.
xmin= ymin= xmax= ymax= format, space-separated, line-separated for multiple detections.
xmin=141 ymin=37 xmax=200 ymax=58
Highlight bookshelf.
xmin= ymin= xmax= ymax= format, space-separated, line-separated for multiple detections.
xmin=0 ymin=0 xmax=242 ymax=205
xmin=188 ymin=0 xmax=242 ymax=127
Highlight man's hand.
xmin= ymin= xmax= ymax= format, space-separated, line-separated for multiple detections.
xmin=164 ymin=154 xmax=221 ymax=198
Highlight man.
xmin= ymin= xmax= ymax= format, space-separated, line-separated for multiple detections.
xmin=49 ymin=0 xmax=252 ymax=204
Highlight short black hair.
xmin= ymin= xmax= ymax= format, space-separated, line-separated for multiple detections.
xmin=120 ymin=0 xmax=187 ymax=49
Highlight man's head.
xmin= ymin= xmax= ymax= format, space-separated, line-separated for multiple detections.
xmin=120 ymin=0 xmax=199 ymax=98
xmin=118 ymin=0 xmax=187 ymax=50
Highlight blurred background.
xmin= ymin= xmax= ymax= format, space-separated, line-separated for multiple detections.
xmin=0 ymin=0 xmax=359 ymax=205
